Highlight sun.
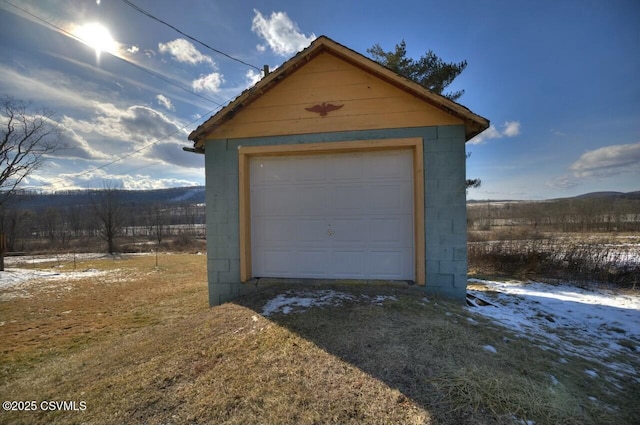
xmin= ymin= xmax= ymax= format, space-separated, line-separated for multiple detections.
xmin=73 ymin=22 xmax=117 ymax=57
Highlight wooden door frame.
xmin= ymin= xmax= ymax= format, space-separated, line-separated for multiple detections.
xmin=238 ymin=137 xmax=425 ymax=285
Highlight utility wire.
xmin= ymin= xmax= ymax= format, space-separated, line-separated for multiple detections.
xmin=3 ymin=0 xmax=227 ymax=108
xmin=2 ymin=0 xmax=230 ymax=187
xmin=121 ymin=0 xmax=262 ymax=72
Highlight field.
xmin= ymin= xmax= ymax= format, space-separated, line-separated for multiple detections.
xmin=1 ymin=253 xmax=639 ymax=424
xmin=468 ymin=229 xmax=640 ymax=288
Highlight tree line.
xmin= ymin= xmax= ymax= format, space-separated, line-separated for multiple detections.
xmin=0 ymin=187 xmax=205 ymax=254
xmin=468 ymin=197 xmax=640 ymax=233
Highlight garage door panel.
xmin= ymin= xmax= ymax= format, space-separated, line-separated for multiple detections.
xmin=369 ymin=251 xmax=404 ymax=278
xmin=330 ymin=185 xmax=365 ymax=213
xmin=328 ymin=154 xmax=363 ymax=180
xmin=263 ymin=219 xmax=293 ymax=244
xmin=296 ymin=220 xmax=329 ymax=243
xmin=261 ymin=187 xmax=294 ymax=214
xmin=251 ymin=149 xmax=414 ymax=280
xmin=262 ymin=249 xmax=293 ymax=275
xmin=368 ymin=217 xmax=410 ymax=244
xmin=296 ymin=250 xmax=329 ymax=276
xmin=365 ymin=151 xmax=413 ymax=180
xmin=295 ymin=186 xmax=328 ymax=215
xmin=252 ymin=157 xmax=291 ymax=182
xmin=330 ymin=219 xmax=366 ymax=243
xmin=366 ymin=184 xmax=411 ymax=211
xmin=331 ymin=251 xmax=364 ymax=276
xmin=291 ymin=156 xmax=326 ymax=181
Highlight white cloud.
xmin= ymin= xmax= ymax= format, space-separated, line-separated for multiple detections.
xmin=245 ymin=69 xmax=262 ymax=87
xmin=251 ymin=10 xmax=316 ymax=56
xmin=63 ymin=102 xmax=203 ymax=169
xmin=0 ymin=65 xmax=96 ymax=110
xmin=256 ymin=44 xmax=266 ymax=53
xmin=155 ymin=94 xmax=174 ymax=111
xmin=61 ymin=102 xmax=188 ymax=159
xmin=127 ymin=45 xmax=139 ymax=54
xmin=148 ymin=140 xmax=205 ymax=169
xmin=546 ymin=175 xmax=578 ymax=190
xmin=469 ymin=120 xmax=521 ymax=145
xmin=503 ymin=121 xmax=520 ymax=137
xmin=192 ymin=72 xmax=224 ymax=93
xmin=570 ymin=142 xmax=640 ymax=178
xmin=54 ymin=126 xmax=111 ymax=161
xmin=479 ymin=125 xmax=501 ymax=140
xmin=158 ymin=38 xmax=214 ymax=65
xmin=32 ymin=168 xmax=200 ymax=191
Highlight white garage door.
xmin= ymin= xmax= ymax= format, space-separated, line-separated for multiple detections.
xmin=250 ymin=149 xmax=414 ymax=280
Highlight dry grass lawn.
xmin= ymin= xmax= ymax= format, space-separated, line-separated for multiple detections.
xmin=0 ymin=254 xmax=637 ymax=424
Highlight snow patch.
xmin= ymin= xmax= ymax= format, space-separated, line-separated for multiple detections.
xmin=4 ymin=253 xmax=109 ymax=267
xmin=0 ymin=267 xmax=123 ymax=299
xmin=483 ymin=344 xmax=498 ymax=354
xmin=467 ymin=279 xmax=640 ymax=377
xmin=512 ymin=416 xmax=536 ymax=425
xmin=261 ymin=290 xmax=355 ymax=316
xmin=261 ymin=290 xmax=398 ymax=316
xmin=371 ymin=295 xmax=397 ymax=305
xmin=584 ymin=369 xmax=599 ymax=378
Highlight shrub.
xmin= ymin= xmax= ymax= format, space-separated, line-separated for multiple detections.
xmin=468 ymin=237 xmax=639 ymax=288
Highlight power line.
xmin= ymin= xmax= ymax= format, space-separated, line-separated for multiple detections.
xmin=110 ymin=53 xmax=226 ymax=107
xmin=2 ymin=0 xmax=227 ymax=108
xmin=2 ymin=0 xmax=229 ymax=187
xmin=121 ymin=0 xmax=262 ymax=72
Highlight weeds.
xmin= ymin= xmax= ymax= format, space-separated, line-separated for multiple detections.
xmin=468 ymin=234 xmax=640 ymax=288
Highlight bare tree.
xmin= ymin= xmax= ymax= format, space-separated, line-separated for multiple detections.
xmin=92 ymin=184 xmax=124 ymax=254
xmin=1 ymin=96 xmax=61 ymax=207
xmin=152 ymin=205 xmax=165 ymax=246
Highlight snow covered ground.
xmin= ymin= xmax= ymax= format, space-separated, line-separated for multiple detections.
xmin=261 ymin=289 xmax=397 ymax=316
xmin=467 ymin=279 xmax=640 ymax=379
xmin=3 ymin=257 xmax=638 ymax=382
xmin=0 ymin=254 xmax=131 ymax=301
xmin=3 ymin=253 xmax=109 ymax=267
xmin=0 ymin=268 xmax=119 ymax=300
xmin=258 ymin=280 xmax=640 ymax=382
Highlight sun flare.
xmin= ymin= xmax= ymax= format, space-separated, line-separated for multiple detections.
xmin=73 ymin=22 xmax=117 ymax=56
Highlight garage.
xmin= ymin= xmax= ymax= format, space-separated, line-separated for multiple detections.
xmin=186 ymin=36 xmax=490 ymax=305
xmin=250 ymin=149 xmax=414 ymax=280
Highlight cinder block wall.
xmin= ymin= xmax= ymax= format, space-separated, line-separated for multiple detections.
xmin=204 ymin=125 xmax=468 ymax=305
xmin=423 ymin=125 xmax=468 ymax=300
xmin=204 ymin=140 xmax=243 ymax=306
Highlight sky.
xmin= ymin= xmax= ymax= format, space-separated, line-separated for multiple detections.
xmin=0 ymin=0 xmax=638 ymax=200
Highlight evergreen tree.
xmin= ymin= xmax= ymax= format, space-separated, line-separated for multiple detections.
xmin=368 ymin=40 xmax=467 ymax=101
xmin=369 ymin=41 xmax=479 ymax=189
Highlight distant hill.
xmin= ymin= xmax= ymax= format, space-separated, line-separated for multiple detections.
xmin=9 ymin=187 xmax=639 ymax=211
xmin=569 ymin=191 xmax=640 ymax=200
xmin=9 ymin=186 xmax=206 ymax=211
xmin=468 ymin=190 xmax=640 ymax=204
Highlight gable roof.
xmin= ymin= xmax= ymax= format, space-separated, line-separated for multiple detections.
xmin=188 ymin=36 xmax=489 ymax=148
